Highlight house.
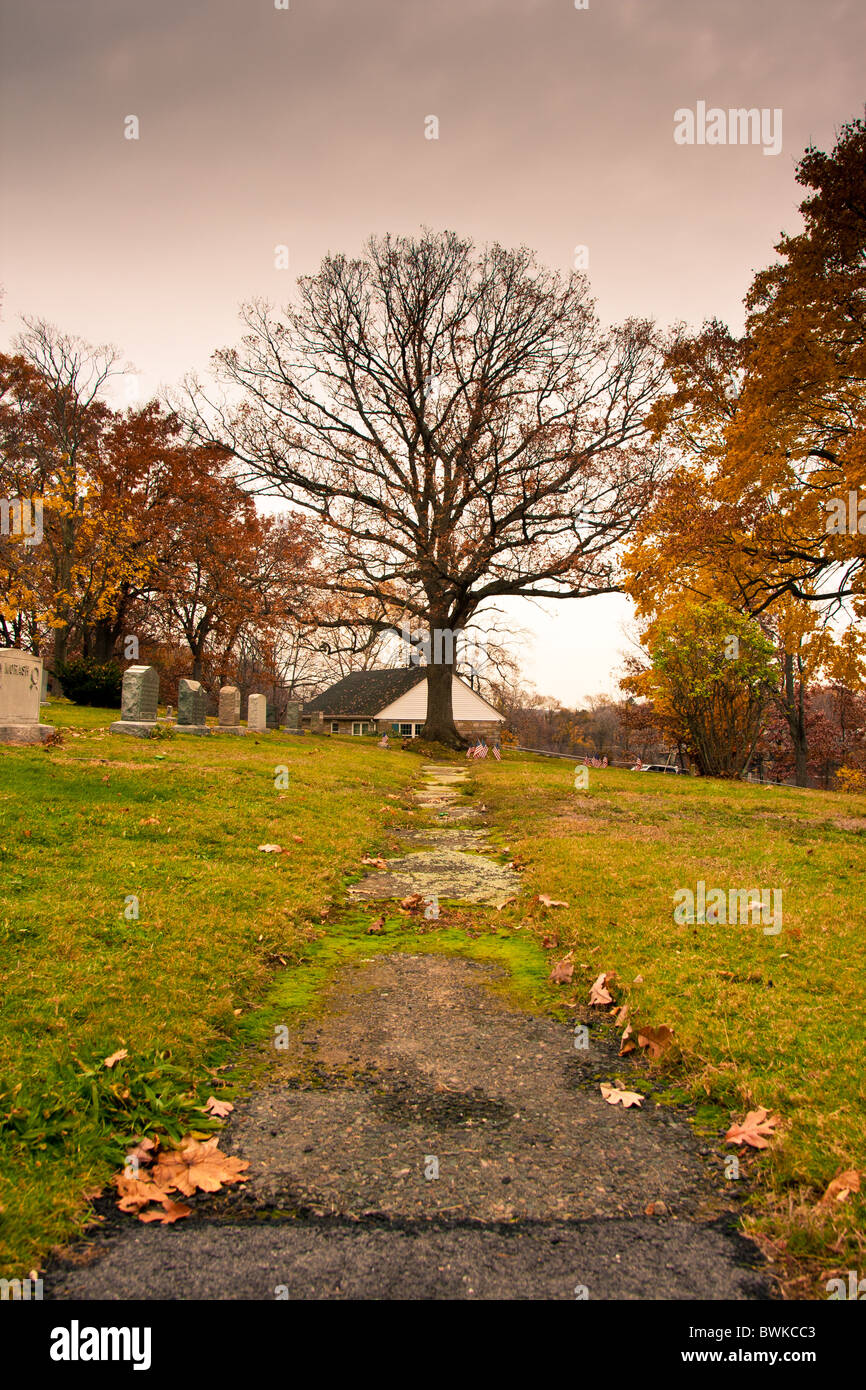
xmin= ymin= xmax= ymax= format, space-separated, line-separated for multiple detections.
xmin=302 ymin=668 xmax=505 ymax=739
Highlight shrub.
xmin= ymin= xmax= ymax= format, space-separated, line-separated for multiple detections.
xmin=55 ymin=657 xmax=123 ymax=708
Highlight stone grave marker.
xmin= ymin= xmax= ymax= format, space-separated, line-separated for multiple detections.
xmin=247 ymin=693 xmax=267 ymax=732
xmin=0 ymin=650 xmax=55 ymax=744
xmin=218 ymin=685 xmax=244 ymax=734
xmin=176 ymin=678 xmax=210 ymax=735
xmin=283 ymin=699 xmax=302 ymax=732
xmin=110 ymin=665 xmax=159 ymax=738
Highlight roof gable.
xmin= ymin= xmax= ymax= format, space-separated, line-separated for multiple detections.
xmin=304 ymin=668 xmax=426 ymax=716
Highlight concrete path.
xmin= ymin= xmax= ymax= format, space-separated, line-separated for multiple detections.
xmin=47 ymin=763 xmax=772 ymax=1300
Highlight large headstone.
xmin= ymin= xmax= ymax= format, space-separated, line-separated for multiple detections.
xmin=218 ymin=685 xmax=244 ymax=734
xmin=110 ymin=665 xmax=159 ymax=738
xmin=0 ymin=650 xmax=55 ymax=744
xmin=176 ymin=678 xmax=210 ymax=735
xmin=283 ymin=699 xmax=302 ymax=732
xmin=247 ymin=693 xmax=267 ymax=732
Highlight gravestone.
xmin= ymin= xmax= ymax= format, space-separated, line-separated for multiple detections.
xmin=218 ymin=685 xmax=244 ymax=734
xmin=110 ymin=665 xmax=159 ymax=738
xmin=0 ymin=650 xmax=55 ymax=744
xmin=176 ymin=678 xmax=210 ymax=735
xmin=247 ymin=693 xmax=267 ymax=732
xmin=283 ymin=699 xmax=302 ymax=733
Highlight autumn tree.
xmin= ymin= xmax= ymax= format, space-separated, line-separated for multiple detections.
xmin=185 ymin=230 xmax=668 ymax=745
xmin=623 ymin=600 xmax=777 ymax=778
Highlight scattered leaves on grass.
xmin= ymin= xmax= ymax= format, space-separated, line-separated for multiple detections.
xmin=589 ymin=972 xmax=616 ymax=1006
xmin=818 ymin=1169 xmax=861 ymax=1207
xmin=204 ymin=1096 xmax=234 ymax=1119
xmin=637 ymin=1025 xmax=674 ymax=1059
xmin=103 ymin=1048 xmax=128 ymax=1069
xmin=600 ymin=1083 xmax=644 ymax=1109
xmin=725 ymin=1107 xmax=780 ymax=1149
xmin=361 ymin=856 xmax=389 ymax=869
xmin=115 ymin=1173 xmax=170 ymax=1212
xmin=549 ymin=952 xmax=574 ymax=984
xmin=538 ymin=894 xmax=569 ymax=908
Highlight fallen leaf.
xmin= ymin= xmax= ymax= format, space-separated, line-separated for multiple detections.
xmin=138 ymin=1199 xmax=192 ymax=1225
xmin=257 ymin=844 xmax=283 ymax=853
xmin=818 ymin=1169 xmax=861 ymax=1207
xmin=725 ymin=1107 xmax=780 ymax=1149
xmin=138 ymin=816 xmax=160 ymax=826
xmin=204 ymin=1096 xmax=234 ymax=1119
xmin=361 ymin=856 xmax=388 ymax=869
xmin=600 ymin=1083 xmax=644 ymax=1108
xmin=291 ymin=835 xmax=304 ymax=844
xmin=538 ymin=894 xmax=569 ymax=908
xmin=115 ymin=1173 xmax=170 ymax=1212
xmin=632 ymin=974 xmax=644 ymax=985
xmin=619 ymin=1024 xmax=636 ymax=1056
xmin=637 ymin=1024 xmax=674 ymax=1059
xmin=367 ymin=917 xmax=384 ymax=934
xmin=549 ymin=952 xmax=574 ymax=984
xmin=103 ymin=1048 xmax=128 ymax=1069
xmin=614 ymin=1004 xmax=629 ymax=1027
xmin=400 ymin=893 xmax=425 ymax=911
xmin=541 ymin=934 xmax=559 ymax=950
xmin=589 ymin=972 xmax=615 ymax=1006
xmin=125 ymin=1137 xmax=157 ymax=1168
xmin=152 ymin=1136 xmax=250 ymax=1197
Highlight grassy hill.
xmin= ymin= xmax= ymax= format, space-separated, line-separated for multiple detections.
xmin=1 ymin=701 xmax=864 ymax=1293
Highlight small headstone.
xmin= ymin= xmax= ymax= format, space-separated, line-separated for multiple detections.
xmin=283 ymin=699 xmax=302 ymax=732
xmin=219 ymin=685 xmax=244 ymax=734
xmin=247 ymin=693 xmax=267 ymax=732
xmin=176 ymin=678 xmax=210 ymax=735
xmin=0 ymin=649 xmax=55 ymax=744
xmin=110 ymin=665 xmax=159 ymax=738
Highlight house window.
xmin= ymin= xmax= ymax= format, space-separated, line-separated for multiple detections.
xmin=391 ymin=723 xmax=400 ymax=734
xmin=399 ymin=723 xmax=412 ymax=737
xmin=413 ymin=724 xmax=424 ymax=737
xmin=330 ymin=722 xmax=339 ymax=734
xmin=352 ymin=722 xmax=365 ymax=736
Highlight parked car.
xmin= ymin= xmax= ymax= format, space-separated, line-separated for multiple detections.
xmin=640 ymin=763 xmax=684 ymax=774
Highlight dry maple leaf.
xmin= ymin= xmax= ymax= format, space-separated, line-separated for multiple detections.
xmin=152 ymin=1136 xmax=250 ymax=1196
xmin=138 ymin=1199 xmax=192 ymax=1225
xmin=204 ymin=1096 xmax=234 ymax=1119
xmin=600 ymin=1083 xmax=644 ymax=1109
xmin=125 ymin=1137 xmax=157 ymax=1168
xmin=549 ymin=953 xmax=574 ymax=984
xmin=818 ymin=1169 xmax=861 ymax=1206
xmin=538 ymin=894 xmax=569 ymax=908
xmin=725 ymin=1107 xmax=780 ymax=1149
xmin=589 ymin=972 xmax=615 ymax=1006
xmin=366 ymin=919 xmax=384 ymax=934
xmin=619 ymin=1024 xmax=636 ymax=1056
xmin=115 ymin=1173 xmax=170 ymax=1212
xmin=637 ymin=1024 xmax=674 ymax=1059
xmin=103 ymin=1048 xmax=128 ymax=1069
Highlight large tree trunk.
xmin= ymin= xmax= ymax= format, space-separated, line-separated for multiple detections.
xmin=422 ymin=656 xmax=464 ymax=747
xmin=781 ymin=652 xmax=808 ymax=788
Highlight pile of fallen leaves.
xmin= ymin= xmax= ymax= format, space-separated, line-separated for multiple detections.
xmin=114 ymin=1111 xmax=249 ymax=1225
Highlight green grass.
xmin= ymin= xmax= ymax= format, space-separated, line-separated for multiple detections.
xmin=0 ymin=703 xmax=437 ymax=1274
xmin=475 ymin=757 xmax=866 ymax=1292
xmin=2 ymin=709 xmax=864 ymax=1296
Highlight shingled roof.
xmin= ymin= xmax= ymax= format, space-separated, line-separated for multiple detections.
xmin=304 ymin=668 xmax=426 ymax=717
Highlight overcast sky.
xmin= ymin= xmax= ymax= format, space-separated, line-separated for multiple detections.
xmin=1 ymin=0 xmax=863 ymax=703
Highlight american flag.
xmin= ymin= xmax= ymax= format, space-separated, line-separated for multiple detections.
xmin=475 ymin=743 xmax=488 ymax=759
xmin=492 ymin=745 xmax=501 ymax=761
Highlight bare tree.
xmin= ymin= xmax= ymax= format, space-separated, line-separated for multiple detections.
xmin=186 ymin=230 xmax=668 ymax=744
